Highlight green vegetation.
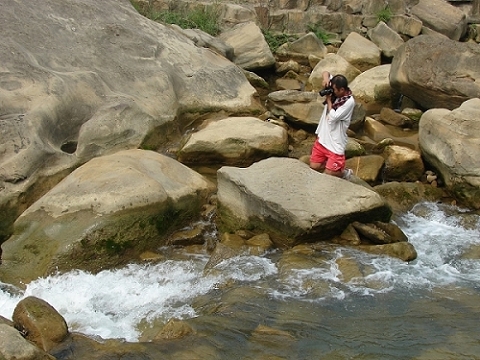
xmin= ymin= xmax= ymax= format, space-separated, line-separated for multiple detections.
xmin=130 ymin=0 xmax=221 ymax=36
xmin=376 ymin=5 xmax=393 ymax=23
xmin=262 ymin=30 xmax=297 ymax=52
xmin=307 ymin=23 xmax=334 ymax=45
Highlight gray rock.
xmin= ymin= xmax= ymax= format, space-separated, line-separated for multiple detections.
xmin=350 ymin=65 xmax=394 ymax=115
xmin=218 ymin=21 xmax=275 ymax=70
xmin=0 ymin=0 xmax=258 ymax=242
xmin=419 ymin=98 xmax=480 ymax=209
xmin=411 ymin=0 xmax=468 ymax=40
xmin=216 ymin=157 xmax=392 ymax=247
xmin=390 ymin=35 xmax=480 ymax=110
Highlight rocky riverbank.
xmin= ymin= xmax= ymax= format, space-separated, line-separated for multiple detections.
xmin=1 ymin=0 xmax=480 ymax=358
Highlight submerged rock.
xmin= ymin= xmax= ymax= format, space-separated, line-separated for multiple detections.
xmin=357 ymin=241 xmax=417 ymax=262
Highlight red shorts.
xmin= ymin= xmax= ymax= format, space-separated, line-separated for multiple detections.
xmin=310 ymin=140 xmax=345 ymax=172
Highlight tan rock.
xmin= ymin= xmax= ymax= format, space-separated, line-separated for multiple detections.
xmin=350 ymin=64 xmax=392 ymax=115
xmin=374 ymin=181 xmax=446 ymax=214
xmin=218 ymin=21 xmax=275 ymax=70
xmin=155 ymin=318 xmax=195 ymax=340
xmin=382 ymin=145 xmax=425 ymax=182
xmin=204 ymin=242 xmax=242 ymax=271
xmin=346 ymin=155 xmax=385 ymax=183
xmin=336 ymin=256 xmax=363 ymax=282
xmin=380 ymin=107 xmax=415 ymax=128
xmin=388 ymin=15 xmax=423 ymax=37
xmin=336 ymin=31 xmax=381 ymax=72
xmin=367 ymin=21 xmax=404 ymax=58
xmin=0 ymin=324 xmax=55 ymax=360
xmin=308 ymin=53 xmax=361 ymax=91
xmin=411 ymin=0 xmax=468 ymax=40
xmin=12 ymin=296 xmax=68 ymax=352
xmin=357 ymin=241 xmax=417 ymax=261
xmin=177 ymin=117 xmax=289 ymax=166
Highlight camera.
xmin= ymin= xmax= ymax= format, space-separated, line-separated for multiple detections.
xmin=319 ymin=87 xmax=333 ymax=97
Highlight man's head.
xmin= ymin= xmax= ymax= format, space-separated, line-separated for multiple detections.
xmin=330 ymin=75 xmax=349 ymax=98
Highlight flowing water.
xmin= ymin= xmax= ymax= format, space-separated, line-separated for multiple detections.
xmin=1 ymin=201 xmax=480 ymax=359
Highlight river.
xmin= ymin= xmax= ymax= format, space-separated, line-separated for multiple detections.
xmin=1 ymin=201 xmax=480 ymax=359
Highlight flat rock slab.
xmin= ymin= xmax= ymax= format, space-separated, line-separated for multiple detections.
xmin=217 ymin=157 xmax=391 ymax=248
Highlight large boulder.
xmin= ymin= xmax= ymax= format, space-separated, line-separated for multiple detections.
xmin=265 ymin=90 xmax=365 ymax=130
xmin=218 ymin=21 xmax=275 ymax=70
xmin=390 ymin=35 xmax=480 ymax=110
xmin=387 ymin=15 xmax=423 ymax=37
xmin=176 ymin=117 xmax=289 ymax=166
xmin=419 ymin=98 xmax=480 ymax=209
xmin=216 ymin=157 xmax=392 ymax=248
xmin=367 ymin=21 xmax=404 ymax=59
xmin=276 ymin=32 xmax=328 ymax=65
xmin=308 ymin=53 xmax=362 ymax=91
xmin=336 ymin=31 xmax=381 ymax=72
xmin=411 ymin=0 xmax=468 ymax=41
xmin=350 ymin=64 xmax=394 ymax=115
xmin=265 ymin=90 xmax=324 ymax=128
xmin=0 ymin=0 xmax=259 ymax=243
xmin=0 ymin=150 xmax=215 ymax=285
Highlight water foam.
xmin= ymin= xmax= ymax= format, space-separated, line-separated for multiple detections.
xmin=0 ymin=255 xmax=276 ymax=341
xmin=1 ymin=202 xmax=479 ymax=341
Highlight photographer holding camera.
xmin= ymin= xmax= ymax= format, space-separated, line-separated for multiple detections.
xmin=310 ymin=71 xmax=355 ymax=179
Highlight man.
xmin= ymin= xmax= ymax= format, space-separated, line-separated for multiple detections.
xmin=310 ymin=71 xmax=355 ymax=179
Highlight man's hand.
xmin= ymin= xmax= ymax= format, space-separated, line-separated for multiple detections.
xmin=325 ymin=93 xmax=333 ymax=111
xmin=322 ymin=71 xmax=331 ymax=89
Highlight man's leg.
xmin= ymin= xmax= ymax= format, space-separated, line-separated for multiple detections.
xmin=310 ymin=161 xmax=325 ymax=172
xmin=310 ymin=140 xmax=327 ymax=172
xmin=325 ymin=152 xmax=347 ymax=178
xmin=324 ymin=168 xmax=343 ymax=177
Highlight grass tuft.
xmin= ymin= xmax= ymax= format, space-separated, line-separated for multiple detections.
xmin=130 ymin=1 xmax=221 ymax=36
xmin=376 ymin=5 xmax=393 ymax=23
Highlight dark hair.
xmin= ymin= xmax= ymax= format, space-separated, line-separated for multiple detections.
xmin=330 ymin=74 xmax=349 ymax=90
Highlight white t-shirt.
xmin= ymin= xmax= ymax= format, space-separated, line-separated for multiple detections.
xmin=314 ymin=96 xmax=355 ymax=155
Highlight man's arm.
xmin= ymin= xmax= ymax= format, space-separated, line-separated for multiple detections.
xmin=327 ymin=98 xmax=355 ymax=122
